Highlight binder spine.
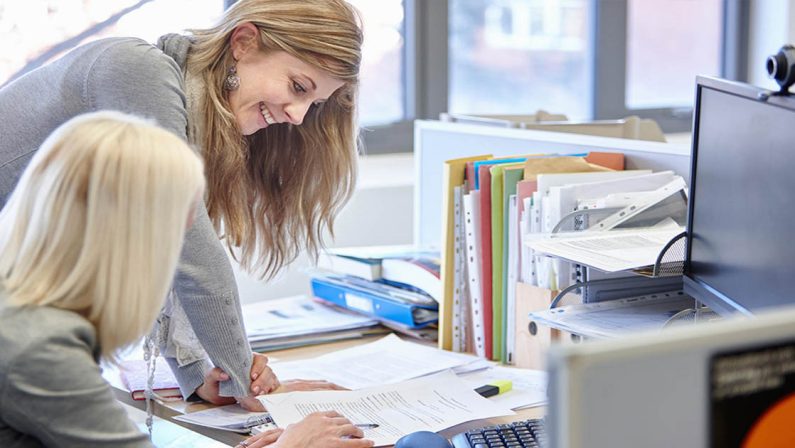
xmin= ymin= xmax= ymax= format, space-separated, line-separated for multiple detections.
xmin=310 ymin=278 xmax=437 ymax=329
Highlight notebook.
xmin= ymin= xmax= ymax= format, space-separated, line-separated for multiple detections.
xmin=119 ymin=357 xmax=182 ymax=401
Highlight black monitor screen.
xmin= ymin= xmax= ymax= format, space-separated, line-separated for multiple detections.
xmin=684 ymin=77 xmax=795 ymax=316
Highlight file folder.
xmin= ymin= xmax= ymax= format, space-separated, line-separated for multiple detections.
xmin=310 ymin=277 xmax=439 ymax=329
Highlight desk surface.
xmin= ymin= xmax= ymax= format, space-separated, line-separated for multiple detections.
xmin=110 ymin=335 xmax=544 ymax=447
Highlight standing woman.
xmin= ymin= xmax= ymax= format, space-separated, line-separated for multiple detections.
xmin=0 ymin=0 xmax=362 ymax=409
xmin=0 ymin=112 xmax=373 ymax=448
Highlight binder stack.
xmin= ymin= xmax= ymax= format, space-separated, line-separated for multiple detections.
xmin=310 ymin=246 xmax=442 ymax=337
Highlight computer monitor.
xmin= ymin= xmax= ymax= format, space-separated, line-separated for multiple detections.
xmin=547 ymin=305 xmax=795 ymax=448
xmin=684 ymin=76 xmax=795 ymax=316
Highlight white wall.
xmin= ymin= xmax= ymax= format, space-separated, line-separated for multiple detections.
xmin=230 ymin=153 xmax=415 ymax=304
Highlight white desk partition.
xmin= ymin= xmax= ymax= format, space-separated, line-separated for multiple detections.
xmin=413 ymin=120 xmax=691 ymax=249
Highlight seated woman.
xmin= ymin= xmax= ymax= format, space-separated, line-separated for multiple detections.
xmin=0 ymin=111 xmax=372 ymax=448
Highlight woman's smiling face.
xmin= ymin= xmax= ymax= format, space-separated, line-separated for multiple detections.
xmin=226 ymin=23 xmax=344 ymax=136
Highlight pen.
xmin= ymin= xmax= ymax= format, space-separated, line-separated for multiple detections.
xmin=355 ymin=423 xmax=380 ymax=429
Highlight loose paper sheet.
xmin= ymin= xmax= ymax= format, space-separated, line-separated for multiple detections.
xmin=458 ymin=365 xmax=548 ymax=410
xmin=524 ymin=226 xmax=684 ymax=272
xmin=528 ymin=291 xmax=701 ymax=338
xmin=259 ymin=370 xmax=515 ymax=447
xmin=269 ymin=334 xmax=482 ymax=389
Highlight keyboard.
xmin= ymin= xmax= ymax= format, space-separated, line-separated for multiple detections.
xmin=450 ymin=418 xmax=547 ymax=448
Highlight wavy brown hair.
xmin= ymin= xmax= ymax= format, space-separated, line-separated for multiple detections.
xmin=186 ymin=0 xmax=362 ymax=279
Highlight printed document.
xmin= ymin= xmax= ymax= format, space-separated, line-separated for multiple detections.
xmin=259 ymin=370 xmax=515 ymax=447
xmin=269 ymin=334 xmax=482 ymax=389
xmin=527 ymin=291 xmax=714 ymax=338
xmin=524 ymin=226 xmax=684 ymax=272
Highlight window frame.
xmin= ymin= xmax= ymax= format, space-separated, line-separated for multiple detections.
xmin=97 ymin=0 xmax=748 ymax=151
xmin=362 ymin=0 xmax=448 ymax=154
xmin=592 ymin=0 xmax=749 ymax=133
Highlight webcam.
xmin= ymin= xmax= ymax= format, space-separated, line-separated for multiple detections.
xmin=767 ymin=44 xmax=795 ymax=95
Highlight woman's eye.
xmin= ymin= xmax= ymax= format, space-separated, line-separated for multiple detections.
xmin=293 ymin=81 xmax=306 ymax=94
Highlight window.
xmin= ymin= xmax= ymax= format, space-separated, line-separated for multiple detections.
xmin=1 ymin=0 xmax=748 ymax=150
xmin=594 ymin=0 xmax=744 ymax=133
xmin=449 ymin=0 xmax=592 ymax=119
xmin=348 ymin=0 xmax=405 ymax=127
xmin=625 ymin=0 xmax=723 ymax=109
xmin=0 ymin=0 xmax=224 ymax=87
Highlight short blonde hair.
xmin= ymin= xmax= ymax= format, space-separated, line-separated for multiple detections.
xmin=188 ymin=0 xmax=362 ymax=279
xmin=0 ymin=111 xmax=205 ymax=360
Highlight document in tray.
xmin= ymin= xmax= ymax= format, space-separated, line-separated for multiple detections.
xmin=524 ymin=226 xmax=684 ymax=272
xmin=269 ymin=334 xmax=483 ymax=390
xmin=259 ymin=370 xmax=515 ymax=447
xmin=528 ymin=291 xmax=697 ymax=339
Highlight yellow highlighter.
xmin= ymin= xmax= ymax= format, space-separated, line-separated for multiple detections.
xmin=475 ymin=380 xmax=513 ymax=398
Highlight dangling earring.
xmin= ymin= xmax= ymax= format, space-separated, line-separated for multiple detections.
xmin=224 ymin=64 xmax=240 ymax=91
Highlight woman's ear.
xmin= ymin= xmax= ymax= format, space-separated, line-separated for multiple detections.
xmin=229 ymin=22 xmax=260 ymax=60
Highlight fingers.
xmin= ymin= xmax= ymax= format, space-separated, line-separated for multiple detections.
xmin=250 ymin=365 xmax=279 ymax=395
xmin=250 ymin=353 xmax=280 ymax=395
xmin=341 ymin=439 xmax=375 ymax=448
xmin=207 ymin=367 xmax=230 ymax=382
xmin=250 ymin=353 xmax=270 ymax=380
xmin=239 ymin=428 xmax=284 ymax=448
xmin=280 ymin=379 xmax=347 ymax=392
xmin=237 ymin=395 xmax=266 ymax=412
xmin=336 ymin=423 xmax=364 ymax=439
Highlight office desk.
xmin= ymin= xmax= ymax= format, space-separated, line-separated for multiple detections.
xmin=110 ymin=334 xmax=544 ymax=447
xmin=123 ymin=402 xmax=228 ymax=447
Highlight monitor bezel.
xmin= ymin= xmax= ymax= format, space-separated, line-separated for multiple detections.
xmin=683 ymin=76 xmax=795 ymax=316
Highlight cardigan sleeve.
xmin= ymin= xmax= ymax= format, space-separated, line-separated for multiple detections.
xmin=0 ymin=323 xmax=154 ymax=447
xmin=84 ymin=38 xmax=252 ymax=397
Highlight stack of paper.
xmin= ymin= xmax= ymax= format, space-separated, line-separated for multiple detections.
xmin=527 ymin=291 xmax=702 ymax=338
xmin=242 ymin=296 xmax=387 ymax=352
xmin=524 ymin=225 xmax=685 ymax=273
xmin=173 ymin=405 xmax=275 ymax=434
xmin=269 ymin=334 xmax=489 ymax=390
xmin=259 ymin=370 xmax=515 ymax=447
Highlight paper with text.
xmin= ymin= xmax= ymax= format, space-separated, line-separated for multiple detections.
xmin=259 ymin=370 xmax=515 ymax=446
xmin=524 ymin=226 xmax=683 ymax=272
xmin=269 ymin=334 xmax=482 ymax=389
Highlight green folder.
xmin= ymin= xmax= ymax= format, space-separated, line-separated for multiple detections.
xmin=490 ymin=162 xmax=524 ymax=362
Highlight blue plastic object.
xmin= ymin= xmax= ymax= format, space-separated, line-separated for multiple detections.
xmin=394 ymin=431 xmax=452 ymax=448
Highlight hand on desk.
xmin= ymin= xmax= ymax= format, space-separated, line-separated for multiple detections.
xmin=237 ymin=411 xmax=374 ymax=448
xmin=195 ymin=353 xmax=280 ymax=412
xmin=275 ymin=379 xmax=347 ymax=393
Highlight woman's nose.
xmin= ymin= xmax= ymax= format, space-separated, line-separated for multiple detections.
xmin=284 ymin=101 xmax=312 ymax=126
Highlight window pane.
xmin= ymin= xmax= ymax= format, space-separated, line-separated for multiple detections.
xmin=349 ymin=0 xmax=404 ymax=126
xmin=449 ymin=0 xmax=592 ymax=120
xmin=626 ymin=0 xmax=723 ymax=109
xmin=0 ymin=0 xmax=224 ymax=86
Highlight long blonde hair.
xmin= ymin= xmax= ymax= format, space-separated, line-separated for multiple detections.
xmin=188 ymin=0 xmax=362 ymax=279
xmin=0 ymin=111 xmax=205 ymax=360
